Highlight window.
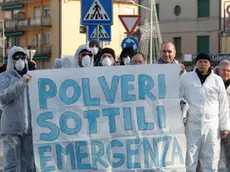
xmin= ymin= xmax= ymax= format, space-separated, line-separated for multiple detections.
xmin=123 ymin=8 xmax=135 ymax=15
xmin=34 ymin=6 xmax=41 ymax=24
xmin=44 ymin=5 xmax=51 ymax=17
xmin=34 ymin=33 xmax=41 ymax=47
xmin=174 ymin=5 xmax=181 ymax=16
xmin=197 ymin=35 xmax=210 ymax=53
xmin=173 ymin=37 xmax=182 ymax=59
xmin=13 ymin=10 xmax=19 ymax=20
xmin=156 ymin=4 xmax=159 ymax=20
xmin=5 ymin=11 xmax=11 ymax=20
xmin=198 ymin=0 xmax=210 ymax=18
xmin=43 ymin=32 xmax=51 ymax=45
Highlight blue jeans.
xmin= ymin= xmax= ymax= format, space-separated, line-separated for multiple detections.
xmin=2 ymin=134 xmax=35 ymax=172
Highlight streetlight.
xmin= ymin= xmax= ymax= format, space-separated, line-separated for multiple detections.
xmin=0 ymin=20 xmax=5 ymax=64
xmin=128 ymin=0 xmax=153 ymax=64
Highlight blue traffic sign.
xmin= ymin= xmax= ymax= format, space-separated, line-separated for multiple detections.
xmin=81 ymin=0 xmax=113 ymax=25
xmin=88 ymin=25 xmax=111 ymax=41
xmin=121 ymin=36 xmax=139 ymax=51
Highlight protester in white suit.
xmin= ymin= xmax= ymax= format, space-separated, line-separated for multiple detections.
xmin=180 ymin=53 xmax=230 ymax=172
xmin=218 ymin=60 xmax=230 ymax=172
xmin=54 ymin=44 xmax=94 ymax=68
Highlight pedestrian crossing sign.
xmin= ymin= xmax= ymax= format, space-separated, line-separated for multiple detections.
xmin=81 ymin=0 xmax=113 ymax=25
xmin=88 ymin=25 xmax=111 ymax=41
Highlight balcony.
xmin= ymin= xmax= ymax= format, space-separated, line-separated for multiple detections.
xmin=0 ymin=17 xmax=52 ymax=32
xmin=0 ymin=45 xmax=51 ymax=59
xmin=33 ymin=45 xmax=51 ymax=57
xmin=0 ymin=0 xmax=41 ymax=6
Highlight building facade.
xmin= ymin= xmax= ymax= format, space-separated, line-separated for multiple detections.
xmin=140 ymin=0 xmax=222 ymax=63
xmin=0 ymin=0 xmax=138 ymax=68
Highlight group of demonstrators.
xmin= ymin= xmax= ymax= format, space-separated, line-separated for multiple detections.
xmin=0 ymin=40 xmax=229 ymax=172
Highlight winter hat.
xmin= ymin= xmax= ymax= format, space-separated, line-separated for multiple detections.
xmin=120 ymin=46 xmax=136 ymax=58
xmin=99 ymin=48 xmax=116 ymax=60
xmin=89 ymin=40 xmax=100 ymax=47
xmin=195 ymin=53 xmax=211 ymax=63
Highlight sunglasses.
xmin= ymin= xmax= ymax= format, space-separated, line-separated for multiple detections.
xmin=13 ymin=55 xmax=27 ymax=61
xmin=80 ymin=52 xmax=93 ymax=57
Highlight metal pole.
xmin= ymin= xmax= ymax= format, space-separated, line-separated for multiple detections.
xmin=2 ymin=20 xmax=5 ymax=64
xmin=86 ymin=26 xmax=88 ymax=44
xmin=96 ymin=25 xmax=100 ymax=42
xmin=150 ymin=0 xmax=153 ymax=64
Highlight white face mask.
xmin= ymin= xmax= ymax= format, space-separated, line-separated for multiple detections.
xmin=15 ymin=59 xmax=25 ymax=71
xmin=91 ymin=47 xmax=99 ymax=56
xmin=81 ymin=55 xmax=91 ymax=67
xmin=102 ymin=57 xmax=112 ymax=66
xmin=124 ymin=56 xmax=131 ymax=65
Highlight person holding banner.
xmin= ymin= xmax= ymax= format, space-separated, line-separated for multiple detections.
xmin=99 ymin=48 xmax=116 ymax=66
xmin=54 ymin=44 xmax=94 ymax=68
xmin=180 ymin=53 xmax=230 ymax=172
xmin=158 ymin=41 xmax=186 ymax=75
xmin=0 ymin=46 xmax=35 ymax=172
xmin=88 ymin=40 xmax=101 ymax=66
xmin=120 ymin=46 xmax=136 ymax=65
xmin=131 ymin=52 xmax=147 ymax=65
xmin=218 ymin=60 xmax=230 ymax=171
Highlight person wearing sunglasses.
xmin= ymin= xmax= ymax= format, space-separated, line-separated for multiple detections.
xmin=54 ymin=44 xmax=94 ymax=68
xmin=0 ymin=46 xmax=35 ymax=171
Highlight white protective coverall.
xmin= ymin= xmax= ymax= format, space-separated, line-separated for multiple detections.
xmin=0 ymin=46 xmax=35 ymax=172
xmin=54 ymin=44 xmax=93 ymax=68
xmin=180 ymin=70 xmax=230 ymax=172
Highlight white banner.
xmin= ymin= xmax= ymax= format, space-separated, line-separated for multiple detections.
xmin=29 ymin=64 xmax=186 ymax=172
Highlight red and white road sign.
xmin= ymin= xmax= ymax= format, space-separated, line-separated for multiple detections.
xmin=118 ymin=15 xmax=142 ymax=35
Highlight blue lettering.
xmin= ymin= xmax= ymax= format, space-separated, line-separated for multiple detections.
xmin=158 ymin=74 xmax=166 ymax=99
xmin=91 ymin=141 xmax=108 ymax=169
xmin=60 ymin=112 xmax=82 ymax=135
xmin=59 ymin=79 xmax=81 ymax=105
xmin=137 ymin=107 xmax=154 ymax=130
xmin=157 ymin=136 xmax=171 ymax=167
xmin=123 ymin=107 xmax=132 ymax=130
xmin=143 ymin=137 xmax=159 ymax=168
xmin=171 ymin=138 xmax=184 ymax=165
xmin=39 ymin=146 xmax=55 ymax=171
xmin=138 ymin=74 xmax=156 ymax=101
xmin=106 ymin=140 xmax=125 ymax=168
xmin=157 ymin=106 xmax=166 ymax=129
xmin=102 ymin=108 xmax=120 ymax=133
xmin=121 ymin=75 xmax=136 ymax=102
xmin=56 ymin=144 xmax=76 ymax=170
xmin=126 ymin=139 xmax=141 ymax=169
xmin=98 ymin=75 xmax=119 ymax=104
xmin=37 ymin=112 xmax=59 ymax=141
xmin=75 ymin=141 xmax=91 ymax=169
xmin=38 ymin=78 xmax=57 ymax=109
xmin=83 ymin=110 xmax=100 ymax=134
xmin=82 ymin=78 xmax=100 ymax=106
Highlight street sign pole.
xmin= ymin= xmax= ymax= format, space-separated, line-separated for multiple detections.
xmin=86 ymin=26 xmax=88 ymax=44
xmin=96 ymin=25 xmax=100 ymax=42
xmin=150 ymin=0 xmax=153 ymax=64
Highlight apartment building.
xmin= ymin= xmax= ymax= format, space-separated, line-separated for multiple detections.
xmin=140 ymin=0 xmax=223 ymax=63
xmin=0 ymin=0 xmax=138 ymax=68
